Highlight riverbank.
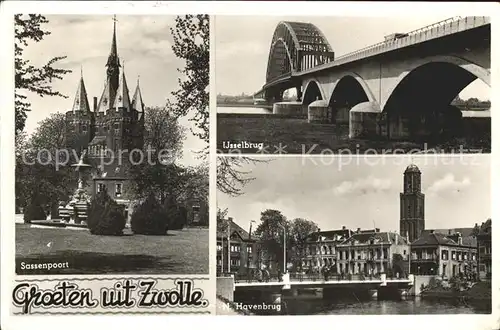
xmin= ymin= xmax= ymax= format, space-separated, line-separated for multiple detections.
xmin=420 ymin=281 xmax=491 ymax=305
xmin=217 ymin=103 xmax=272 ymax=109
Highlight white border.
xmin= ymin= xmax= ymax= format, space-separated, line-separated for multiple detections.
xmin=1 ymin=1 xmax=499 ymax=330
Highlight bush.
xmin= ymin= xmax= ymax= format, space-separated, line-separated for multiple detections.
xmin=87 ymin=188 xmax=126 ymax=236
xmin=165 ymin=201 xmax=187 ymax=230
xmin=23 ymin=201 xmax=46 ymax=223
xmin=131 ymin=194 xmax=170 ymax=235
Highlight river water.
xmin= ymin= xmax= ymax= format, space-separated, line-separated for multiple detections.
xmin=217 ymin=106 xmax=272 ymax=114
xmin=281 ymin=296 xmax=491 ymax=315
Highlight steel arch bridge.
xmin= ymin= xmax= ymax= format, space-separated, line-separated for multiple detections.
xmin=265 ymin=21 xmax=335 ymax=90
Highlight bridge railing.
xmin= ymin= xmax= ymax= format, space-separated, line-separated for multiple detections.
xmin=299 ymin=16 xmax=489 ymax=75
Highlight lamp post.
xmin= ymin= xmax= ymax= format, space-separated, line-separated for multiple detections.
xmin=247 ymin=220 xmax=256 ymax=271
xmin=278 ymin=223 xmax=287 ymax=274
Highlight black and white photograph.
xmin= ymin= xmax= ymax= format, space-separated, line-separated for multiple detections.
xmin=216 ymin=16 xmax=491 ymax=155
xmin=216 ymin=155 xmax=491 ymax=315
xmin=14 ymin=14 xmax=210 ymax=275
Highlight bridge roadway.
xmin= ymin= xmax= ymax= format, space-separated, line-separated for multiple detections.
xmin=259 ymin=16 xmax=490 ymax=93
xmin=234 ymin=273 xmax=414 ymax=291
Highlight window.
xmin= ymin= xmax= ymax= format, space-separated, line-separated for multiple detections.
xmin=230 ymin=258 xmax=240 ymax=266
xmin=115 ymin=183 xmax=122 ymax=198
xmin=403 ymin=250 xmax=406 ymax=255
xmin=97 ymin=183 xmax=104 ymax=193
xmin=217 ymin=244 xmax=222 ymax=251
xmin=114 ymin=123 xmax=120 ymax=134
xmin=82 ymin=125 xmax=88 ymax=133
xmin=217 ymin=258 xmax=222 ymax=266
xmin=230 ymin=245 xmax=240 ymax=253
xmin=247 ymin=246 xmax=252 ymax=254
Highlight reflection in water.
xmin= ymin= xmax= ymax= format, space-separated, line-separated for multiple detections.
xmin=281 ymin=297 xmax=491 ymax=315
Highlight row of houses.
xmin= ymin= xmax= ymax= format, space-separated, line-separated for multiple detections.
xmin=216 ymin=218 xmax=492 ymax=280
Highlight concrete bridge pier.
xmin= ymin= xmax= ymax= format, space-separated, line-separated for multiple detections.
xmin=349 ymin=102 xmax=383 ymax=139
xmin=273 ymin=101 xmax=304 ymax=117
xmin=308 ymin=100 xmax=330 ymax=123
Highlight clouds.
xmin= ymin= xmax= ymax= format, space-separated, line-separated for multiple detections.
xmin=426 ymin=173 xmax=472 ymax=196
xmin=333 ymin=176 xmax=392 ymax=197
xmin=19 ymin=15 xmax=206 ymax=166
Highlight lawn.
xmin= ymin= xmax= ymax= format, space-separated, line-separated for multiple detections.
xmin=15 ymin=224 xmax=209 ymax=275
xmin=217 ymin=115 xmax=490 ymax=154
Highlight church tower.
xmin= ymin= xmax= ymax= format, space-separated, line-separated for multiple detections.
xmin=400 ymin=164 xmax=425 ymax=243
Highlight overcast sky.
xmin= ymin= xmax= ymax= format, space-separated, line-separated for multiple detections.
xmin=20 ymin=15 xmax=206 ymax=166
xmin=215 ymin=15 xmax=490 ymax=100
xmin=217 ymin=155 xmax=491 ymax=235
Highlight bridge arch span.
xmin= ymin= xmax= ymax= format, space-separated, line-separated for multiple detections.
xmin=382 ymin=55 xmax=490 ymax=140
xmin=302 ymin=78 xmax=326 ymax=106
xmin=324 ymin=73 xmax=377 ymax=124
xmin=382 ymin=55 xmax=490 ymax=112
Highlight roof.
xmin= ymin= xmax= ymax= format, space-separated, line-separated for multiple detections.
xmin=405 ymin=164 xmax=421 ymax=174
xmin=339 ymin=231 xmax=408 ymax=246
xmin=422 ymin=227 xmax=475 ymax=237
xmin=113 ymin=69 xmax=131 ymax=110
xmin=306 ymin=229 xmax=352 ymax=243
xmin=477 ymin=219 xmax=492 ymax=235
xmin=412 ymin=232 xmax=461 ymax=247
xmin=89 ymin=136 xmax=107 ymax=145
xmin=72 ymin=76 xmax=91 ymax=112
xmin=217 ymin=218 xmax=257 ymax=241
xmin=132 ymin=80 xmax=145 ymax=112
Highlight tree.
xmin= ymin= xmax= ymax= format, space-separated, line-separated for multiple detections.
xmin=144 ymin=106 xmax=186 ymax=160
xmin=288 ymin=218 xmax=320 ymax=271
xmin=131 ymin=193 xmax=170 ymax=235
xmin=217 ymin=207 xmax=229 ymax=234
xmin=253 ymin=209 xmax=290 ymax=272
xmin=87 ymin=187 xmax=126 ymax=236
xmin=16 ymin=113 xmax=77 ymax=218
xmin=169 ymin=15 xmax=209 ymax=148
xmin=15 ymin=14 xmax=72 ymax=135
xmin=217 ymin=157 xmax=272 ymax=197
xmin=129 ymin=105 xmax=187 ymax=203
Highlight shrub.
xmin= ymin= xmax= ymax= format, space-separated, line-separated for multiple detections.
xmin=131 ymin=194 xmax=170 ymax=235
xmin=87 ymin=188 xmax=126 ymax=236
xmin=23 ymin=201 xmax=46 ymax=223
xmin=165 ymin=202 xmax=187 ymax=230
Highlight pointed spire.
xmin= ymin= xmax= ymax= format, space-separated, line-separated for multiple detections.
xmin=72 ymin=70 xmax=91 ymax=112
xmin=106 ymin=15 xmax=120 ymax=68
xmin=132 ymin=75 xmax=145 ymax=113
xmin=96 ymin=77 xmax=113 ymax=113
xmin=113 ymin=62 xmax=131 ymax=110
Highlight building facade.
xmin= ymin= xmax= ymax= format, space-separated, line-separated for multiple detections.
xmin=475 ymin=219 xmax=492 ymax=279
xmin=410 ymin=230 xmax=477 ymax=278
xmin=299 ymin=227 xmax=353 ymax=271
xmin=400 ymin=164 xmax=425 ymax=243
xmin=216 ymin=217 xmax=259 ymax=275
xmin=336 ymin=229 xmax=409 ymax=276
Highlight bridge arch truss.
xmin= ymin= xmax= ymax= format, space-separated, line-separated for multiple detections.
xmin=266 ymin=21 xmax=335 ymax=84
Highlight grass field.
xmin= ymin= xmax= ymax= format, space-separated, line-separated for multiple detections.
xmin=217 ymin=116 xmax=490 ymax=154
xmin=15 ymin=224 xmax=209 ymax=275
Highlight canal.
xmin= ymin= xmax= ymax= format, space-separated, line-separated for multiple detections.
xmin=281 ymin=296 xmax=491 ymax=315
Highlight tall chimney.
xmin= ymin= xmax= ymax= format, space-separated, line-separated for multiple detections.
xmin=228 ymin=217 xmax=233 ymax=223
xmin=93 ymin=97 xmax=98 ymax=111
xmin=342 ymin=226 xmax=346 ymax=230
xmin=357 ymin=228 xmax=361 ymax=233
